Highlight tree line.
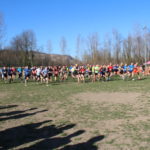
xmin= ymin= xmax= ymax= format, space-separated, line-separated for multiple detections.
xmin=0 ymin=13 xmax=150 ymax=66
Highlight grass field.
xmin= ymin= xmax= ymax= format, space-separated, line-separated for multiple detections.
xmin=0 ymin=77 xmax=150 ymax=150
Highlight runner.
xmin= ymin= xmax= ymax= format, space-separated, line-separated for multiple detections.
xmin=31 ymin=67 xmax=37 ymax=81
xmin=12 ymin=67 xmax=16 ymax=81
xmin=2 ymin=67 xmax=8 ymax=83
xmin=48 ymin=66 xmax=53 ymax=82
xmin=122 ymin=64 xmax=128 ymax=80
xmin=17 ymin=67 xmax=23 ymax=81
xmin=128 ymin=63 xmax=134 ymax=78
xmin=94 ymin=65 xmax=99 ymax=82
xmin=60 ymin=66 xmax=68 ymax=81
xmin=8 ymin=67 xmax=13 ymax=83
xmin=74 ymin=64 xmax=80 ymax=83
xmin=36 ymin=67 xmax=41 ymax=83
xmin=79 ymin=65 xmax=85 ymax=83
xmin=41 ymin=67 xmax=49 ymax=86
xmin=53 ymin=66 xmax=59 ymax=82
xmin=23 ymin=66 xmax=31 ymax=86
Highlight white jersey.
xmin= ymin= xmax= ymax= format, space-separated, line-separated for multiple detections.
xmin=36 ymin=68 xmax=41 ymax=76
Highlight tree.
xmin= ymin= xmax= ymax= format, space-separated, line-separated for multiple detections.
xmin=87 ymin=33 xmax=100 ymax=64
xmin=60 ymin=36 xmax=67 ymax=64
xmin=47 ymin=40 xmax=53 ymax=65
xmin=60 ymin=36 xmax=67 ymax=55
xmin=112 ymin=29 xmax=122 ymax=64
xmin=11 ymin=30 xmax=36 ymax=66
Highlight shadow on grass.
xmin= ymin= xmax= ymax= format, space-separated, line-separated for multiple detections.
xmin=0 ymin=120 xmax=78 ymax=150
xmin=0 ymin=106 xmax=104 ymax=150
xmin=0 ymin=105 xmax=18 ymax=110
xmin=0 ymin=109 xmax=48 ymax=122
xmin=61 ymin=135 xmax=105 ymax=150
xmin=0 ymin=108 xmax=37 ymax=117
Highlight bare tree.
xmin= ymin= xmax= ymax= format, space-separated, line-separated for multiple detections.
xmin=60 ymin=36 xmax=67 ymax=54
xmin=10 ymin=30 xmax=36 ymax=66
xmin=112 ymin=29 xmax=122 ymax=64
xmin=87 ymin=33 xmax=100 ymax=64
xmin=60 ymin=36 xmax=67 ymax=64
xmin=47 ymin=40 xmax=53 ymax=65
xmin=103 ymin=34 xmax=112 ymax=64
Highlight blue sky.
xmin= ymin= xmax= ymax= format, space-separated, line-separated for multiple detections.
xmin=0 ymin=0 xmax=150 ymax=56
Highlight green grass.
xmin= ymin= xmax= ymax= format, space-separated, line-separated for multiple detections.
xmin=0 ymin=76 xmax=150 ymax=150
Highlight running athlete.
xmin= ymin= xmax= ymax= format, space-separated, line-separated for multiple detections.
xmin=106 ymin=65 xmax=111 ymax=81
xmin=53 ymin=66 xmax=59 ymax=81
xmin=74 ymin=64 xmax=80 ymax=83
xmin=12 ymin=67 xmax=16 ymax=80
xmin=2 ymin=67 xmax=8 ymax=83
xmin=48 ymin=66 xmax=53 ymax=82
xmin=36 ymin=67 xmax=41 ymax=83
xmin=31 ymin=67 xmax=37 ymax=80
xmin=94 ymin=65 xmax=99 ymax=82
xmin=113 ymin=64 xmax=119 ymax=75
xmin=119 ymin=63 xmax=124 ymax=80
xmin=8 ymin=67 xmax=13 ymax=83
xmin=122 ymin=64 xmax=128 ymax=80
xmin=17 ymin=67 xmax=22 ymax=80
xmin=41 ymin=67 xmax=49 ymax=86
xmin=0 ymin=68 xmax=2 ymax=80
xmin=79 ymin=66 xmax=85 ymax=83
xmin=23 ymin=66 xmax=31 ymax=86
xmin=60 ymin=66 xmax=68 ymax=81
xmin=128 ymin=63 xmax=134 ymax=78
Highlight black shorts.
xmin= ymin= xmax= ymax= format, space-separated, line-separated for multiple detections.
xmin=95 ymin=73 xmax=98 ymax=76
xmin=25 ymin=74 xmax=30 ymax=79
xmin=18 ymin=73 xmax=22 ymax=78
xmin=73 ymin=71 xmax=78 ymax=76
xmin=4 ymin=74 xmax=7 ymax=78
xmin=114 ymin=69 xmax=118 ymax=73
xmin=89 ymin=72 xmax=92 ymax=75
xmin=36 ymin=75 xmax=40 ymax=78
xmin=120 ymin=70 xmax=123 ymax=74
xmin=54 ymin=74 xmax=58 ymax=77
xmin=100 ymin=72 xmax=105 ymax=76
xmin=106 ymin=71 xmax=110 ymax=76
xmin=48 ymin=73 xmax=53 ymax=77
xmin=8 ymin=74 xmax=12 ymax=77
xmin=79 ymin=73 xmax=85 ymax=76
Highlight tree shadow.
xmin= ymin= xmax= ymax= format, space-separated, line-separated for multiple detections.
xmin=0 ymin=106 xmax=105 ymax=150
xmin=21 ymin=130 xmax=85 ymax=150
xmin=0 ymin=105 xmax=18 ymax=110
xmin=0 ymin=109 xmax=48 ymax=121
xmin=0 ymin=108 xmax=37 ymax=117
xmin=61 ymin=135 xmax=105 ymax=150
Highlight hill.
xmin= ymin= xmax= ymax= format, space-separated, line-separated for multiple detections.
xmin=0 ymin=49 xmax=78 ymax=66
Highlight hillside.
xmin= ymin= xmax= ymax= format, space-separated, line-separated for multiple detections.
xmin=0 ymin=49 xmax=79 ymax=66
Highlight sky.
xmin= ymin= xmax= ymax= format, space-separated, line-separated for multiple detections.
xmin=0 ymin=0 xmax=150 ymax=56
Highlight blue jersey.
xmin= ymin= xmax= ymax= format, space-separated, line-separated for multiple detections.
xmin=24 ymin=68 xmax=30 ymax=76
xmin=128 ymin=65 xmax=134 ymax=71
xmin=42 ymin=69 xmax=48 ymax=76
xmin=17 ymin=68 xmax=22 ymax=73
xmin=123 ymin=66 xmax=127 ymax=71
xmin=113 ymin=66 xmax=118 ymax=70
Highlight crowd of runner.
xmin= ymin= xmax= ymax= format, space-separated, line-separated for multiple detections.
xmin=0 ymin=63 xmax=149 ymax=86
